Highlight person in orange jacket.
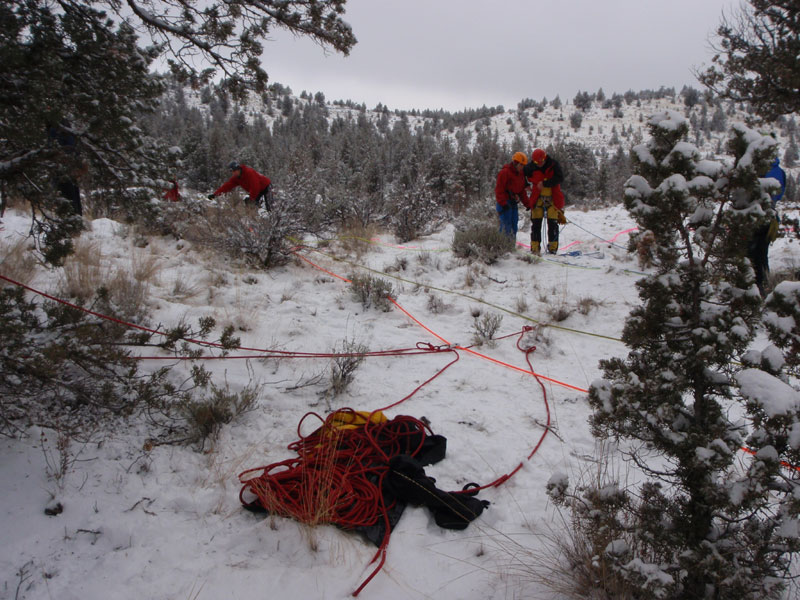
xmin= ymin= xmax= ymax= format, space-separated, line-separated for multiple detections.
xmin=209 ymin=161 xmax=272 ymax=210
xmin=523 ymin=148 xmax=565 ymax=254
xmin=162 ymin=179 xmax=180 ymax=202
xmin=495 ymin=152 xmax=529 ymax=238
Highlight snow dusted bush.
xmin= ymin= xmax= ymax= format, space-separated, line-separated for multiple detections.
xmin=763 ymin=281 xmax=800 ymax=377
xmin=452 ymin=223 xmax=515 ymax=264
xmin=0 ymin=280 xmax=250 ymax=445
xmin=348 ymin=273 xmax=393 ymax=312
xmin=0 ymin=285 xmax=149 ymax=436
xmin=186 ymin=199 xmax=304 ymax=269
xmin=545 ymin=111 xmax=800 ymax=600
xmin=387 ymin=177 xmax=446 ymax=243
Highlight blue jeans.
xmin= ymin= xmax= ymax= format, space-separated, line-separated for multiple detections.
xmin=496 ymin=202 xmax=518 ymax=237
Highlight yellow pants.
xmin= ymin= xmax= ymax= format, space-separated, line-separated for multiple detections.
xmin=530 ymin=193 xmax=560 ymax=253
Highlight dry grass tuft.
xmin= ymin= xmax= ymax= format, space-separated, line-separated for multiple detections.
xmin=130 ymin=248 xmax=162 ymax=284
xmin=490 ymin=445 xmax=641 ymax=599
xmin=59 ymin=239 xmax=106 ymax=303
xmin=169 ymin=270 xmax=204 ymax=302
xmin=336 ymin=222 xmax=381 ymax=260
xmin=0 ymin=237 xmax=38 ymax=287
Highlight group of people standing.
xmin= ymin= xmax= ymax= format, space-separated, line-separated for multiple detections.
xmin=496 ymin=146 xmax=788 ymax=298
xmin=495 ymin=148 xmax=566 ymax=254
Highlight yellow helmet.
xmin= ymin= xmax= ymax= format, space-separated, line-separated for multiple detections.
xmin=512 ymin=151 xmax=528 ymax=165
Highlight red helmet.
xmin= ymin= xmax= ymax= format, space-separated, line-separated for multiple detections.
xmin=532 ymin=149 xmax=546 ymax=165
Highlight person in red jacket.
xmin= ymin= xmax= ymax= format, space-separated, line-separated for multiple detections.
xmin=209 ymin=161 xmax=272 ymax=210
xmin=523 ymin=148 xmax=565 ymax=254
xmin=162 ymin=179 xmax=180 ymax=202
xmin=495 ymin=151 xmax=529 ymax=238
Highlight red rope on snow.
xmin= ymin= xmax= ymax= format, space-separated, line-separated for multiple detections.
xmin=0 ymin=273 xmax=455 ymax=362
xmin=238 ymin=409 xmax=438 ymax=596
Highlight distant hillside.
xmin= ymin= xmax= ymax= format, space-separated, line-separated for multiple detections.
xmin=143 ymin=79 xmax=799 ymax=212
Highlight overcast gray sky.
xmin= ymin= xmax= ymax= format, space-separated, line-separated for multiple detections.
xmin=263 ymin=0 xmax=738 ymax=112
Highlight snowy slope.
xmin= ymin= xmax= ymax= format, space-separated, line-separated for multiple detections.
xmin=2 ymin=200 xmax=798 ymax=599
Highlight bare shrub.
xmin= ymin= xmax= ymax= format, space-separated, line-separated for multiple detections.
xmin=515 ymin=294 xmax=529 ymax=314
xmin=464 ymin=264 xmax=484 ymax=288
xmin=427 ymin=293 xmax=448 ymax=314
xmin=349 ymin=272 xmax=393 ymax=311
xmin=577 ymin=295 xmax=603 ymax=315
xmin=528 ymin=447 xmax=658 ymax=600
xmin=384 ymin=255 xmax=409 ymax=273
xmin=39 ymin=428 xmax=75 ymax=494
xmin=328 ymin=338 xmax=368 ymax=398
xmin=489 ymin=445 xmax=642 ymax=599
xmin=547 ymin=301 xmax=574 ymax=323
xmin=452 ymin=223 xmax=515 ymax=264
xmin=182 ymin=380 xmax=261 ymax=450
xmin=472 ymin=312 xmax=503 ymax=347
xmin=186 ymin=201 xmax=304 ymax=269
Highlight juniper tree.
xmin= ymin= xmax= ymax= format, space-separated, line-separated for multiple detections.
xmin=1 ymin=0 xmax=356 ymax=264
xmin=698 ymin=0 xmax=800 ymax=120
xmin=1 ymin=1 xmax=170 ymax=263
xmin=550 ymin=110 xmax=800 ymax=599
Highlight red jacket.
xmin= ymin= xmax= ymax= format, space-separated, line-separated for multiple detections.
xmin=524 ymin=158 xmax=564 ymax=210
xmin=214 ymin=165 xmax=271 ymax=201
xmin=163 ymin=181 xmax=180 ymax=202
xmin=494 ymin=163 xmax=528 ymax=207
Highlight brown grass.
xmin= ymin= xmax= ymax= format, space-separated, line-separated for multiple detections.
xmin=59 ymin=239 xmax=106 ymax=303
xmin=335 ymin=221 xmax=382 ymax=260
xmin=0 ymin=237 xmax=38 ymax=287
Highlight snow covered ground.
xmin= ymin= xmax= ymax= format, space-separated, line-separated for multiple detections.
xmin=1 ymin=202 xmax=798 ymax=600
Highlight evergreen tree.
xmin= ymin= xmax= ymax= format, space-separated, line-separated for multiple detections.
xmin=596 ymin=88 xmax=606 ymax=104
xmin=1 ymin=0 xmax=357 ymax=264
xmin=567 ymin=111 xmax=799 ymax=599
xmin=682 ymin=85 xmax=701 ymax=108
xmin=573 ymin=90 xmax=592 ymax=111
xmin=0 ymin=1 xmax=169 ymax=264
xmin=597 ymin=147 xmax=631 ymax=203
xmin=550 ymin=141 xmax=597 ymax=202
xmin=698 ymin=0 xmax=800 ymax=119
xmin=784 ymin=134 xmax=798 ymax=167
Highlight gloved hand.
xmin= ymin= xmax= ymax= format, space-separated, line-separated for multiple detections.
xmin=557 ymin=210 xmax=567 ymax=225
xmin=207 ymin=193 xmax=215 ymax=200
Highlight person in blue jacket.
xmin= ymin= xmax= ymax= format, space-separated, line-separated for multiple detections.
xmin=748 ymin=157 xmax=787 ymax=296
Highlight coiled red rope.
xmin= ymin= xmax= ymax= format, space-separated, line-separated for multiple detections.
xmin=239 ymin=409 xmax=436 ymax=596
